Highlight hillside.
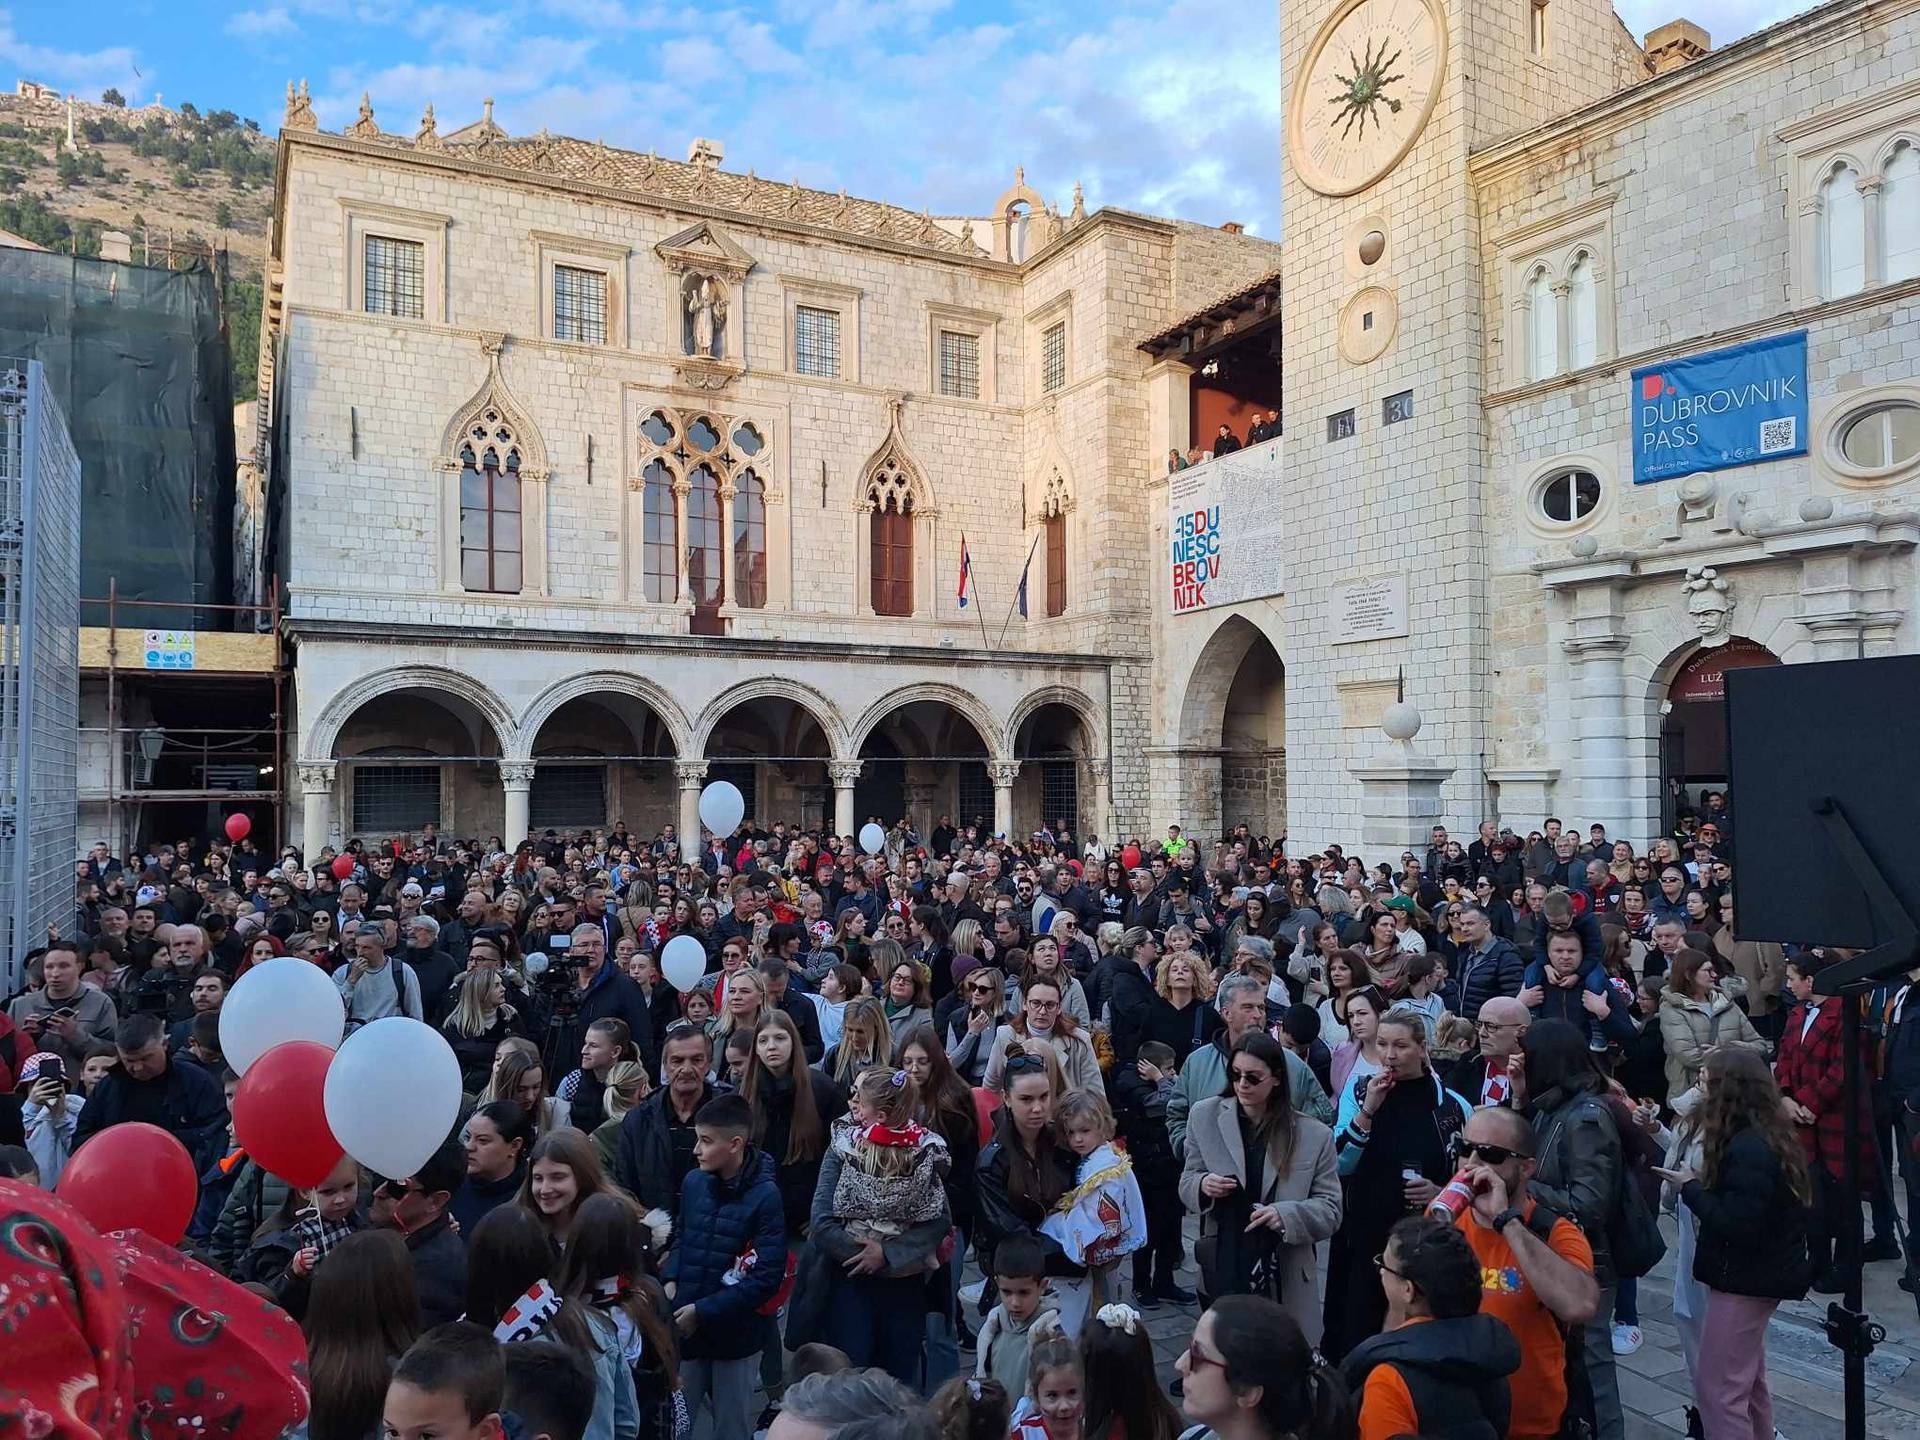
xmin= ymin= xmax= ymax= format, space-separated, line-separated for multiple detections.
xmin=0 ymin=85 xmax=275 ymax=395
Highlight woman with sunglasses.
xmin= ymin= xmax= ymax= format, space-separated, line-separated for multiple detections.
xmin=1176 ymin=1294 xmax=1352 ymax=1440
xmin=1324 ymin=1005 xmax=1471 ymax=1360
xmin=944 ymin=965 xmax=1010 ymax=1086
xmin=1179 ymin=1032 xmax=1340 ymax=1342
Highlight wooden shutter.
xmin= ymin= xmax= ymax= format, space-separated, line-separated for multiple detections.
xmin=870 ymin=503 xmax=913 ymax=617
xmin=1045 ymin=512 xmax=1066 ymax=617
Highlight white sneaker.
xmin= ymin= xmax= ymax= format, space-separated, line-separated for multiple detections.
xmin=1611 ymin=1323 xmax=1644 ymax=1356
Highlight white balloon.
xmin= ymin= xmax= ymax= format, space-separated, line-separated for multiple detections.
xmin=859 ymin=822 xmax=886 ymax=856
xmin=219 ymin=957 xmax=347 ymax=1075
xmin=323 ymin=1017 xmax=462 ymax=1180
xmin=660 ymin=934 xmax=709 ymax=994
xmin=698 ymin=780 xmax=745 ymax=838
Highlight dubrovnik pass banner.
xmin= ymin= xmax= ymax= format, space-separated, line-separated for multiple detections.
xmin=1631 ymin=330 xmax=1808 ymax=484
xmin=1167 ymin=438 xmax=1286 ymax=614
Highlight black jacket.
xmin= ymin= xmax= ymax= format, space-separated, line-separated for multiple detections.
xmin=1885 ymin=983 xmax=1920 ymax=1112
xmin=1343 ymin=1313 xmax=1520 ymax=1440
xmin=615 ymin=1084 xmax=718 ymax=1215
xmin=775 ymin=989 xmax=825 ymax=1064
xmin=561 ymin=961 xmax=660 ymax=1078
xmin=1528 ymin=1084 xmax=1624 ymax=1284
xmin=1445 ymin=937 xmax=1525 ymax=1019
xmin=1104 ymin=958 xmax=1159 ymax=1067
xmin=72 ymin=1053 xmax=229 ymax=1173
xmin=400 ymin=1213 xmax=468 ymax=1327
xmin=1682 ymin=1127 xmax=1813 ymax=1299
xmin=973 ymin=1111 xmax=1087 ymax=1281
xmin=755 ymin=1072 xmax=846 ymax=1236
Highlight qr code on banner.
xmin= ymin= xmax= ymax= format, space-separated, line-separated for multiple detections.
xmin=1759 ymin=416 xmax=1797 ymax=454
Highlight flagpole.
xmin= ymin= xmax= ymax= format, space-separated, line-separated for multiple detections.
xmin=996 ymin=533 xmax=1042 ymax=651
xmin=962 ymin=534 xmax=993 ymax=652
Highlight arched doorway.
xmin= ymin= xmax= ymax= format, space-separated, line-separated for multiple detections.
xmin=1012 ymin=702 xmax=1097 ymax=842
xmin=524 ymin=693 xmax=678 ymax=837
xmin=1176 ymin=616 xmax=1286 ymax=843
xmin=332 ymin=688 xmax=506 ymax=842
xmin=1660 ymin=636 xmax=1780 ymax=833
xmin=855 ymin=696 xmax=995 ymax=838
xmin=703 ymin=693 xmax=834 ymax=830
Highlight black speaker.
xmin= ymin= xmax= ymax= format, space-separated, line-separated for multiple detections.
xmin=1724 ymin=654 xmax=1920 ymax=949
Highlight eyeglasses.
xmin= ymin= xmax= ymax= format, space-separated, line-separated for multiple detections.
xmin=1185 ymin=1340 xmax=1227 ymax=1373
xmin=1230 ymin=1068 xmax=1274 ymax=1086
xmin=1476 ymin=1019 xmax=1523 ymax=1033
xmin=1450 ymin=1137 xmax=1530 ymax=1165
xmin=1373 ymin=1253 xmax=1408 ymax=1280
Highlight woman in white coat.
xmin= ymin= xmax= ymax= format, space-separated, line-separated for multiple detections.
xmin=1178 ymin=1030 xmax=1343 ymax=1346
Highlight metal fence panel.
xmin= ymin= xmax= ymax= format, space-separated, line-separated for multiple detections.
xmin=0 ymin=359 xmax=81 ymax=990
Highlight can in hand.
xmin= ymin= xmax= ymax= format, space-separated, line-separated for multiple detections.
xmin=1425 ymin=1170 xmax=1480 ymax=1222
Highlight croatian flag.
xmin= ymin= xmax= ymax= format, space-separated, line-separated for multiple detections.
xmin=957 ymin=537 xmax=974 ymax=608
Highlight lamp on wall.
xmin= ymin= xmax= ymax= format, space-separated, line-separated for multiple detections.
xmin=134 ymin=726 xmax=166 ymax=786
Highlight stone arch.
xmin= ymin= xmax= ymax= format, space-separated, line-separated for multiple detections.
xmin=1006 ymin=685 xmax=1100 ymax=760
xmin=1175 ymin=614 xmax=1280 ymax=749
xmin=304 ymin=665 xmax=517 ymax=762
xmin=438 ymin=346 xmax=550 ymax=481
xmin=513 ymin=671 xmax=695 ymax=760
xmin=850 ymin=683 xmax=1006 ymax=760
xmin=858 ymin=396 xmax=934 ymax=516
xmin=1172 ymin=613 xmax=1286 ymax=841
xmin=693 ymin=677 xmax=852 ymax=760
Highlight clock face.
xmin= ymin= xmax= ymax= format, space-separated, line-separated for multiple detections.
xmin=1288 ymin=0 xmax=1447 ymax=198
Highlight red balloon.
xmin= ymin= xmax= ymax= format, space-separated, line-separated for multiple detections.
xmin=56 ymin=1121 xmax=197 ymax=1244
xmin=331 ymin=854 xmax=356 ymax=880
xmin=1121 ymin=844 xmax=1143 ymax=870
xmin=233 ymin=1040 xmax=344 ymax=1188
xmin=224 ymin=812 xmax=252 ymax=843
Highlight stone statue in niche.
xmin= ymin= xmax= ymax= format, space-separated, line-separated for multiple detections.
xmin=1682 ymin=564 xmax=1733 ymax=647
xmin=685 ymin=275 xmax=727 ymax=358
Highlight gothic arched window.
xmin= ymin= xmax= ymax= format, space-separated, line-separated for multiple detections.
xmin=641 ymin=458 xmax=677 ymax=603
xmin=1821 ymin=161 xmax=1867 ymax=299
xmin=868 ymin=480 xmax=914 ymax=618
xmin=1884 ymin=141 xmax=1920 ymax=285
xmin=1567 ymin=255 xmax=1598 ymax=370
xmin=458 ymin=429 xmax=522 ymax=594
xmin=1526 ymin=267 xmax=1557 ymax=382
xmin=734 ymin=468 xmax=767 ymax=609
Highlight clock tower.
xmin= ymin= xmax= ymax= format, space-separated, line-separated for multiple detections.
xmin=1275 ymin=0 xmax=1634 ymax=846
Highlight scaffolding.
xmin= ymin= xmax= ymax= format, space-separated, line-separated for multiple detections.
xmin=81 ymin=578 xmax=286 ymax=860
xmin=0 ymin=359 xmax=82 ymax=990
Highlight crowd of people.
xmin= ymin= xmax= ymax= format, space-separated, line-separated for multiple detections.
xmin=0 ymin=793 xmax=1886 ymax=1440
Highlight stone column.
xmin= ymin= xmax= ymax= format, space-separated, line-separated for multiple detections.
xmin=1144 ymin=359 xmax=1194 ymax=468
xmin=1086 ymin=756 xmax=1113 ymax=848
xmin=989 ymin=760 xmax=1021 ymax=840
xmin=298 ymin=761 xmax=336 ymax=863
xmin=1562 ymin=633 xmax=1634 ymax=842
xmin=1860 ymin=175 xmax=1885 ymax=289
xmin=829 ymin=761 xmax=862 ymax=839
xmin=500 ymin=762 xmax=536 ymax=849
xmin=675 ymin=760 xmax=709 ymax=847
xmin=1487 ymin=769 xmax=1561 ymax=833
xmin=1349 ymin=702 xmax=1455 ymax=854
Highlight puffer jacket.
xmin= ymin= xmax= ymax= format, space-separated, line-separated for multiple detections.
xmin=1682 ymin=1126 xmax=1813 ymax=1300
xmin=664 ymin=1147 xmax=787 ymax=1361
xmin=1658 ymin=989 xmax=1765 ymax=1097
xmin=1343 ymin=1312 xmax=1521 ymax=1440
xmin=207 ymin=1158 xmax=293 ymax=1274
xmin=1528 ymin=1083 xmax=1624 ymax=1284
xmin=1445 ymin=937 xmax=1525 ymax=1019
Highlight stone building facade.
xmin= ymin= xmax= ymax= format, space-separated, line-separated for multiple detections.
xmin=1140 ymin=0 xmax=1920 ymax=852
xmin=258 ymin=93 xmax=1277 ymax=853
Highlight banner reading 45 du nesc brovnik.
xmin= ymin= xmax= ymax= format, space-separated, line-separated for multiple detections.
xmin=1632 ymin=330 xmax=1808 ymax=485
xmin=1167 ymin=441 xmax=1286 ymax=614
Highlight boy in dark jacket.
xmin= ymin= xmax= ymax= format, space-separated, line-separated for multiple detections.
xmin=665 ymin=1093 xmax=787 ymax=1440
xmin=1124 ymin=1040 xmax=1192 ymax=1306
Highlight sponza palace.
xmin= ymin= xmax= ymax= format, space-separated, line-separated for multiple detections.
xmin=250 ymin=0 xmax=1920 ymax=854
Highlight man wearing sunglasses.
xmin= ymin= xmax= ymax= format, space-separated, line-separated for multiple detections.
xmin=1448 ymin=1108 xmax=1600 ymax=1440
xmin=369 ymin=1134 xmax=469 ymax=1327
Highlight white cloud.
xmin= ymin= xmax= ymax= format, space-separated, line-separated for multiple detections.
xmin=227 ymin=7 xmax=302 ymax=40
xmin=0 ymin=7 xmax=146 ymax=101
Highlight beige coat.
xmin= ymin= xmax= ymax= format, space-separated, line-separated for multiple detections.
xmin=1658 ymin=987 xmax=1766 ymax=1097
xmin=1712 ymin=929 xmax=1785 ymax=1019
xmin=1177 ymin=1096 xmax=1341 ymax=1344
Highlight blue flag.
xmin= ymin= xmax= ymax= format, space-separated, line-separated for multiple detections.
xmin=1016 ymin=551 xmax=1031 ymax=619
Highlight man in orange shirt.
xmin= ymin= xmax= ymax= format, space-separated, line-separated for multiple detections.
xmin=1451 ymin=1106 xmax=1602 ymax=1440
xmin=1342 ymin=1217 xmax=1520 ymax=1440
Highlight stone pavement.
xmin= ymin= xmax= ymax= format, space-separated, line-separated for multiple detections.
xmin=1125 ymin=1219 xmax=1920 ymax=1439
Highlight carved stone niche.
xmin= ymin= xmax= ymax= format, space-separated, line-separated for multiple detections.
xmin=656 ymin=221 xmax=753 ymax=391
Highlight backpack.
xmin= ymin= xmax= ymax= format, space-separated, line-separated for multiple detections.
xmin=1524 ymin=1205 xmax=1597 ymax=1440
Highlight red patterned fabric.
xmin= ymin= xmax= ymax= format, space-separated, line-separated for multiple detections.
xmin=1775 ymin=999 xmax=1875 ymax=1187
xmin=0 ymin=1179 xmax=310 ymax=1438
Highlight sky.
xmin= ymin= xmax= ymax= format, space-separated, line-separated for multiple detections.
xmin=9 ymin=0 xmax=1807 ymax=237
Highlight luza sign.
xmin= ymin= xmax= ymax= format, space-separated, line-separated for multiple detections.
xmin=1632 ymin=330 xmax=1807 ymax=484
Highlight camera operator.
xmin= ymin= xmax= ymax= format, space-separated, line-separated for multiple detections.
xmin=551 ymin=924 xmax=657 ymax=1084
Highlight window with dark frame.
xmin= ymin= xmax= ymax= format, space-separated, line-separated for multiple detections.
xmin=1327 ymin=408 xmax=1356 ymax=442
xmin=1044 ymin=511 xmax=1067 ymax=617
xmin=1538 ymin=468 xmax=1601 ymax=524
xmin=870 ymin=496 xmax=914 ymax=616
xmin=553 ymin=264 xmax=608 ymax=345
xmin=641 ymin=459 xmax=677 ymax=603
xmin=529 ymin=763 xmax=608 ymax=829
xmin=794 ymin=305 xmax=840 ymax=377
xmin=938 ymin=330 xmax=981 ymax=400
xmin=1383 ymin=390 xmax=1414 ymax=425
xmin=733 ymin=469 xmax=768 ymax=608
xmin=352 ymin=764 xmax=441 ymax=834
xmin=687 ymin=464 xmax=724 ymax=608
xmin=1040 ymin=759 xmax=1078 ymax=831
xmin=458 ymin=445 xmax=522 ymax=593
xmin=364 ymin=235 xmax=425 ymax=319
xmin=1041 ymin=321 xmax=1066 ymax=394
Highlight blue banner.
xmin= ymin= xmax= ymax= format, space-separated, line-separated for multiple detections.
xmin=1632 ymin=331 xmax=1807 ymax=484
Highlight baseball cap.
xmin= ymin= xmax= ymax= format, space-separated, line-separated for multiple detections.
xmin=16 ymin=1051 xmax=62 ymax=1092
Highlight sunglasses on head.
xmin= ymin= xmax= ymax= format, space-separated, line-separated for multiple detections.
xmin=1005 ymin=1053 xmax=1047 ymax=1076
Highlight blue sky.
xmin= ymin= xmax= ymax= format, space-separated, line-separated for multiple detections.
xmin=10 ymin=1 xmax=1804 ymax=237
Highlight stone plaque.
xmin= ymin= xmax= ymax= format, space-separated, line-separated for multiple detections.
xmin=1332 ymin=575 xmax=1409 ymax=644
